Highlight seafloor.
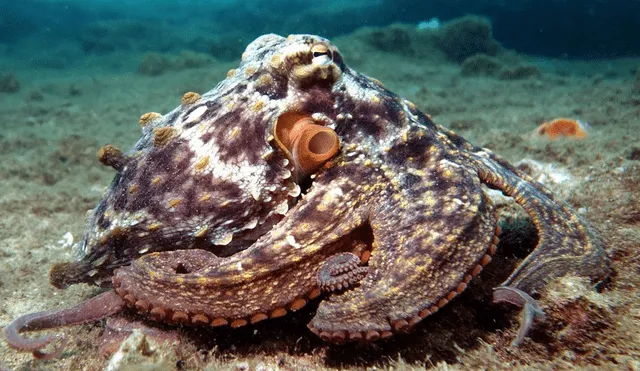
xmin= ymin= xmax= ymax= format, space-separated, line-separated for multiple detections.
xmin=0 ymin=22 xmax=639 ymax=370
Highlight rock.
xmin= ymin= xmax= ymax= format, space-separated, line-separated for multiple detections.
xmin=68 ymin=84 xmax=82 ymax=97
xmin=105 ymin=330 xmax=175 ymax=371
xmin=27 ymin=90 xmax=44 ymax=102
xmin=541 ymin=276 xmax=613 ymax=353
xmin=435 ymin=15 xmax=500 ymax=63
xmin=0 ymin=72 xmax=20 ymax=93
xmin=627 ymin=147 xmax=640 ymax=161
xmin=499 ymin=65 xmax=541 ymax=80
xmin=633 ymin=67 xmax=640 ymax=94
xmin=137 ymin=53 xmax=171 ymax=76
xmin=461 ymin=54 xmax=502 ymax=77
xmin=175 ymin=50 xmax=213 ymax=69
xmin=367 ymin=24 xmax=412 ymax=53
xmin=233 ymin=361 xmax=249 ymax=371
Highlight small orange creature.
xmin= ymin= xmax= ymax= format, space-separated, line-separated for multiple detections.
xmin=536 ymin=118 xmax=588 ymax=140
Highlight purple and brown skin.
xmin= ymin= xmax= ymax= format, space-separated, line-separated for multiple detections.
xmin=4 ymin=34 xmax=611 ymax=358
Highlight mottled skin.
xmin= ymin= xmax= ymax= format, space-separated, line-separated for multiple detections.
xmin=5 ymin=34 xmax=611 ymax=355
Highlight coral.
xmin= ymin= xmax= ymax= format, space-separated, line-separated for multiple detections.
xmin=498 ymin=65 xmax=540 ymax=80
xmin=0 ymin=72 xmax=20 ymax=93
xmin=435 ymin=15 xmax=500 ymax=63
xmin=461 ymin=54 xmax=502 ymax=77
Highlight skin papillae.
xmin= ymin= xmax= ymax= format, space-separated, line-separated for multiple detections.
xmin=4 ymin=34 xmax=611 ymax=357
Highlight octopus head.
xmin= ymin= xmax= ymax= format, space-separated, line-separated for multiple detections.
xmin=49 ymin=34 xmax=348 ymax=289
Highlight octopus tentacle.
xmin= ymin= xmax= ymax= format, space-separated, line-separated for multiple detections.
xmin=308 ymin=154 xmax=499 ymax=342
xmin=4 ymin=290 xmax=125 ymax=359
xmin=469 ymin=150 xmax=611 ymax=291
xmin=111 ymin=167 xmax=372 ymax=333
xmin=493 ymin=286 xmax=545 ymax=346
xmin=454 ymin=142 xmax=611 ymax=344
xmin=317 ymin=252 xmax=369 ymax=292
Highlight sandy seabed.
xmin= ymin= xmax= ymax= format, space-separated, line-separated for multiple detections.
xmin=0 ymin=31 xmax=639 ymax=370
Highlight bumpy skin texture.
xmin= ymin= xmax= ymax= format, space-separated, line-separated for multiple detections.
xmin=7 ymin=34 xmax=611 ymax=351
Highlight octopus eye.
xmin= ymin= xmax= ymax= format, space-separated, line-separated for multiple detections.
xmin=311 ymin=43 xmax=333 ymax=65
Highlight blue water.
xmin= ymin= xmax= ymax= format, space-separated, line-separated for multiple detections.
xmin=1 ymin=0 xmax=638 ymax=71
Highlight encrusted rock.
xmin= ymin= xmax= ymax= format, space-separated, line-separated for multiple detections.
xmin=105 ymin=330 xmax=175 ymax=371
xmin=435 ymin=16 xmax=500 ymax=63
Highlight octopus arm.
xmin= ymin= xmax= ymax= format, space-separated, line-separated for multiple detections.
xmin=3 ymin=290 xmax=125 ymax=359
xmin=112 ymin=170 xmax=371 ymax=326
xmin=467 ymin=149 xmax=611 ymax=344
xmin=308 ymin=164 xmax=500 ymax=342
xmin=469 ymin=150 xmax=611 ymax=292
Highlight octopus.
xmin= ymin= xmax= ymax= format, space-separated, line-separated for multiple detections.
xmin=4 ymin=34 xmax=611 ymax=359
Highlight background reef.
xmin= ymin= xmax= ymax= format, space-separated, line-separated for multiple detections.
xmin=1 ymin=0 xmax=640 ymax=73
xmin=0 ymin=1 xmax=639 ymax=370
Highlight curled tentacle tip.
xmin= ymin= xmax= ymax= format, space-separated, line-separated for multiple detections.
xmin=33 ymin=335 xmax=67 ymax=360
xmin=493 ymin=286 xmax=545 ymax=347
xmin=3 ymin=319 xmax=65 ymax=359
xmin=493 ymin=286 xmax=544 ymax=315
xmin=4 ymin=290 xmax=124 ymax=359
